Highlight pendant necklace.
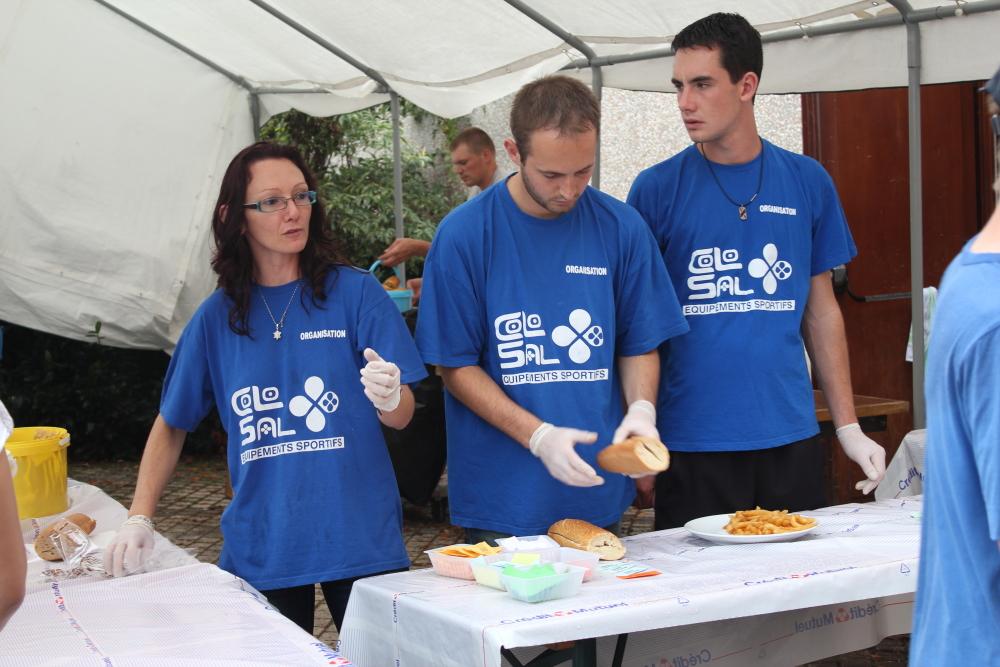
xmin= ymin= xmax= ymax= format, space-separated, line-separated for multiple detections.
xmin=699 ymin=140 xmax=765 ymax=221
xmin=259 ymin=281 xmax=300 ymax=341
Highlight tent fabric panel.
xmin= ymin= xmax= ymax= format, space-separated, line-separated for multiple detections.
xmin=258 ymin=91 xmax=390 ymax=126
xmin=106 ymin=0 xmax=372 ymax=92
xmin=0 ymin=0 xmax=253 ymax=349
xmin=267 ymin=0 xmax=565 ymax=83
xmin=920 ymin=10 xmax=1000 ymax=84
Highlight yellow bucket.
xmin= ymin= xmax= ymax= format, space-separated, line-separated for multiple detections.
xmin=6 ymin=427 xmax=71 ymax=519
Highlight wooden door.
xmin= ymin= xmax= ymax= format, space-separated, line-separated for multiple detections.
xmin=802 ymin=82 xmax=995 ymax=504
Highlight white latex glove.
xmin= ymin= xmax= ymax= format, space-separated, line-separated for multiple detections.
xmin=611 ymin=400 xmax=658 ymax=445
xmin=103 ymin=515 xmax=155 ymax=577
xmin=0 ymin=399 xmax=12 ymax=445
xmin=0 ymin=399 xmax=15 ymax=477
xmin=529 ymin=422 xmax=604 ymax=487
xmin=836 ymin=423 xmax=887 ymax=495
xmin=611 ymin=400 xmax=660 ymax=478
xmin=360 ymin=348 xmax=401 ymax=412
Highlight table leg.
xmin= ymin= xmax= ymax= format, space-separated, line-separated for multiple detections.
xmin=571 ymin=638 xmax=596 ymax=666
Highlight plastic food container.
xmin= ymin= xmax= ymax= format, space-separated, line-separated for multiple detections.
xmin=555 ymin=547 xmax=600 ymax=582
xmin=426 ymin=546 xmax=505 ymax=580
xmin=470 ymin=558 xmax=515 ymax=590
xmin=501 ymin=563 xmax=587 ymax=603
xmin=495 ymin=535 xmax=561 ymax=563
xmin=367 ymin=259 xmax=412 ymax=312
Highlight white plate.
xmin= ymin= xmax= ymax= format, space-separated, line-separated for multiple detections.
xmin=684 ymin=513 xmax=818 ymax=544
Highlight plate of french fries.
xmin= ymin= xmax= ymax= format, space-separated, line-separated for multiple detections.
xmin=684 ymin=508 xmax=818 ymax=544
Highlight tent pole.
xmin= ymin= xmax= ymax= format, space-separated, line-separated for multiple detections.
xmin=904 ymin=20 xmax=926 ymax=429
xmin=591 ymin=66 xmax=603 ymax=191
xmin=888 ymin=0 xmax=925 ymax=428
xmin=391 ymin=91 xmax=405 ymax=284
xmin=250 ymin=94 xmax=261 ymax=141
xmin=563 ymin=2 xmax=1000 ymax=71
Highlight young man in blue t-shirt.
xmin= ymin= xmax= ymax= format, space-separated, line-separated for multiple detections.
xmin=627 ymin=13 xmax=886 ymax=529
xmin=416 ymin=76 xmax=688 ymax=542
xmin=909 ymin=68 xmax=1000 ymax=665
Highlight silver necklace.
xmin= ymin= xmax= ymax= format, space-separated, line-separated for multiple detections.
xmin=699 ymin=141 xmax=765 ymax=221
xmin=258 ymin=281 xmax=300 ymax=341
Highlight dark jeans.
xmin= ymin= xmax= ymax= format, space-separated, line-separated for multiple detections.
xmin=465 ymin=521 xmax=622 ymax=547
xmin=260 ymin=566 xmax=407 ymax=634
xmin=654 ymin=434 xmax=827 ymax=530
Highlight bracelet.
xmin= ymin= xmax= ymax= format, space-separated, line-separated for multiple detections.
xmin=124 ymin=514 xmax=155 ymax=533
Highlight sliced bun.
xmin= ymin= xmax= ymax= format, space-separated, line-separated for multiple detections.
xmin=547 ymin=518 xmax=625 ymax=560
xmin=597 ymin=436 xmax=669 ymax=475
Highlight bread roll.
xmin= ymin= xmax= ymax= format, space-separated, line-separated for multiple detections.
xmin=547 ymin=519 xmax=625 ymax=560
xmin=33 ymin=513 xmax=97 ymax=561
xmin=597 ymin=436 xmax=669 ymax=475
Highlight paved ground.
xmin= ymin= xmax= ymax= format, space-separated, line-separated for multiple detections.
xmin=71 ymin=457 xmax=908 ymax=665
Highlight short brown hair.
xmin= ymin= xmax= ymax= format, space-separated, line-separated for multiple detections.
xmin=510 ymin=75 xmax=600 ymax=158
xmin=450 ymin=127 xmax=495 ymax=154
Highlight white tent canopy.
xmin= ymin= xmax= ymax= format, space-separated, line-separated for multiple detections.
xmin=2 ymin=0 xmax=999 ymax=420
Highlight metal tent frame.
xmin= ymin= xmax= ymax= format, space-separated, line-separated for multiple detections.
xmin=89 ymin=0 xmax=1000 ymax=424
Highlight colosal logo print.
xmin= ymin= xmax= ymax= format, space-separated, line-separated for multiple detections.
xmin=683 ymin=243 xmax=796 ymax=317
xmin=687 ymin=243 xmax=792 ymax=300
xmin=495 ymin=308 xmax=605 ymax=370
xmin=231 ymin=375 xmax=340 ymax=447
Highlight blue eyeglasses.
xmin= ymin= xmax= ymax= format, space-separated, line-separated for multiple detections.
xmin=243 ymin=190 xmax=317 ymax=213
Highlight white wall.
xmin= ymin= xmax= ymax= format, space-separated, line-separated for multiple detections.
xmin=465 ymin=89 xmax=803 ymax=202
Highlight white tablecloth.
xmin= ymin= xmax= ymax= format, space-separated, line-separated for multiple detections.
xmin=340 ymin=499 xmax=921 ymax=667
xmin=1 ymin=481 xmax=349 ymax=666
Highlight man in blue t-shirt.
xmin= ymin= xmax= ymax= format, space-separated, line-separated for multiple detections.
xmin=416 ymin=76 xmax=688 ymax=542
xmin=909 ymin=67 xmax=1000 ymax=665
xmin=627 ymin=13 xmax=886 ymax=529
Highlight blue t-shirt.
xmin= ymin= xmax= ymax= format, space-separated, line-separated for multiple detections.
xmin=627 ymin=141 xmax=857 ymax=451
xmin=910 ymin=240 xmax=1000 ymax=665
xmin=415 ymin=181 xmax=688 ymax=535
xmin=160 ymin=267 xmax=427 ymax=590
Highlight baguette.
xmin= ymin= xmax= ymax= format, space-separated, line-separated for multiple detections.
xmin=547 ymin=518 xmax=625 ymax=560
xmin=597 ymin=436 xmax=669 ymax=475
xmin=33 ymin=513 xmax=96 ymax=561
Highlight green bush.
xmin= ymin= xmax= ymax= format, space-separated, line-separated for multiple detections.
xmin=262 ymin=104 xmax=464 ymax=273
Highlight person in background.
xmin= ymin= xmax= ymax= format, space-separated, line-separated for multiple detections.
xmin=416 ymin=75 xmax=688 ymax=545
xmin=379 ymin=127 xmax=507 ymax=302
xmin=450 ymin=126 xmax=507 ymax=198
xmin=909 ymin=66 xmax=1000 ymax=665
xmin=627 ymin=13 xmax=885 ymax=527
xmin=104 ymin=142 xmax=426 ymax=635
xmin=0 ymin=399 xmax=25 ymax=630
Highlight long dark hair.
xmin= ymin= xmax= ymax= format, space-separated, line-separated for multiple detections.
xmin=210 ymin=141 xmax=349 ymax=336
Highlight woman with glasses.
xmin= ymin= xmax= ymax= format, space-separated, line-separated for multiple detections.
xmin=104 ymin=142 xmax=426 ymax=634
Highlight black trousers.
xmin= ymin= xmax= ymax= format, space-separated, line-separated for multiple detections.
xmin=654 ymin=435 xmax=827 ymax=530
xmin=259 ymin=567 xmax=407 ymax=634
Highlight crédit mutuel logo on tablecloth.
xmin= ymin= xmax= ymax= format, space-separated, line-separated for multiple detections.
xmin=494 ymin=308 xmax=609 ymax=386
xmin=684 ymin=243 xmax=795 ymax=316
xmin=231 ymin=376 xmax=345 ymax=465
